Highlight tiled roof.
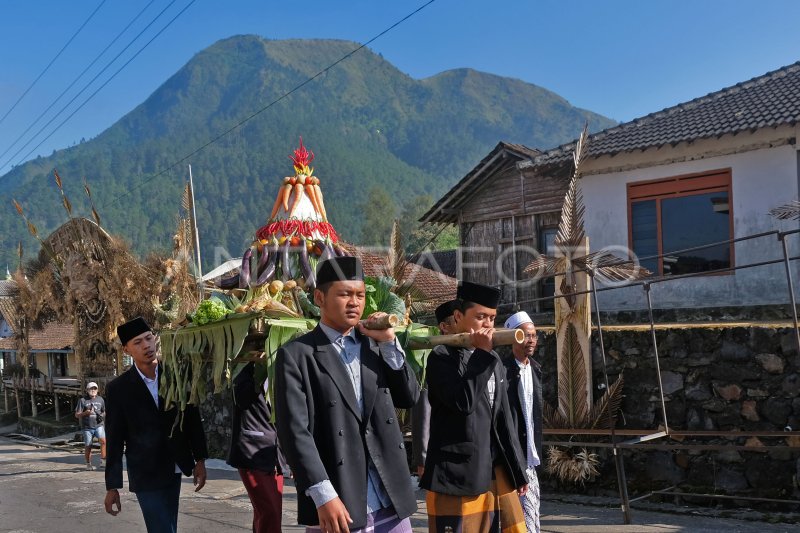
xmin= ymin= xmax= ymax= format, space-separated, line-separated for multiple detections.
xmin=345 ymin=246 xmax=457 ymax=312
xmin=0 ymin=279 xmax=17 ymax=297
xmin=528 ymin=61 xmax=800 ymax=168
xmin=0 ymin=321 xmax=74 ymax=351
xmin=420 ymin=141 xmax=541 ymax=224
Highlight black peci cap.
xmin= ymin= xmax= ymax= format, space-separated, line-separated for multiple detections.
xmin=435 ymin=300 xmax=457 ymax=324
xmin=456 ymin=281 xmax=501 ymax=309
xmin=117 ymin=316 xmax=152 ymax=346
xmin=316 ymin=257 xmax=364 ymax=286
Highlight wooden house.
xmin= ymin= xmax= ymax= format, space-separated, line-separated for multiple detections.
xmin=420 ymin=142 xmax=568 ymax=314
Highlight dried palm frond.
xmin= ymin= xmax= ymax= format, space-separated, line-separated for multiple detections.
xmin=555 ymin=174 xmax=586 ymax=251
xmin=587 ymin=374 xmax=625 ymax=429
xmin=769 ymin=200 xmax=800 ymax=220
xmin=523 ymin=255 xmax=564 ymax=278
xmin=579 ymin=251 xmax=652 ymax=282
xmin=546 ymin=446 xmax=600 ymax=484
xmin=558 ymin=323 xmax=590 ymax=427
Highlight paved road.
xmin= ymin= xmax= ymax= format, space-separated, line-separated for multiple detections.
xmin=0 ymin=437 xmax=795 ymax=532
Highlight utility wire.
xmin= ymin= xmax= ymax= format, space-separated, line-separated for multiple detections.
xmin=2 ymin=0 xmax=184 ymax=172
xmin=0 ymin=0 xmax=107 ymax=127
xmin=0 ymin=0 xmax=157 ymax=169
xmin=104 ymin=0 xmax=437 ymax=208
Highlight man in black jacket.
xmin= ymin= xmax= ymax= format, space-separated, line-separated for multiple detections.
xmin=275 ymin=257 xmax=419 ymax=533
xmin=503 ymin=311 xmax=543 ymax=533
xmin=421 ymin=281 xmax=528 ymax=533
xmin=104 ymin=317 xmax=208 ymax=533
xmin=228 ymin=361 xmax=287 ymax=532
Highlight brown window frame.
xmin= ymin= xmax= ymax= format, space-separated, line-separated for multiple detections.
xmin=627 ymin=168 xmax=734 ymax=276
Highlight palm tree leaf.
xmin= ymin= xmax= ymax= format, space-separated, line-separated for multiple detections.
xmin=557 ymin=322 xmax=589 ymax=427
xmin=543 ymin=400 xmax=570 ymax=429
xmin=555 ymin=176 xmax=586 ymax=249
xmin=577 ymin=251 xmax=652 ymax=282
xmin=522 ymin=255 xmax=564 ymax=277
xmin=588 ymin=374 xmax=625 ymax=429
xmin=769 ymin=200 xmax=800 ymax=220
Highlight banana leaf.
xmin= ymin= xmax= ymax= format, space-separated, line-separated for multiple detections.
xmin=160 ymin=312 xmax=258 ymax=411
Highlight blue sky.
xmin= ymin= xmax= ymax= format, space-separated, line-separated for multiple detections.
xmin=1 ymin=0 xmax=799 ymax=176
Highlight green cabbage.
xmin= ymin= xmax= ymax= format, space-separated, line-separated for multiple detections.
xmin=192 ymin=298 xmax=231 ymax=325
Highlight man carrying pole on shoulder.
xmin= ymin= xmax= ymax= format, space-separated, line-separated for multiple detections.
xmin=275 ymin=256 xmax=420 ymax=533
xmin=421 ymin=281 xmax=528 ymax=533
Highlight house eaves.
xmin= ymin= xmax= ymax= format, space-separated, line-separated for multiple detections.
xmin=420 ymin=141 xmax=541 ymax=225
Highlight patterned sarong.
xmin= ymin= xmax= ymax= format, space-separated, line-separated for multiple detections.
xmin=519 ymin=467 xmax=540 ymax=533
xmin=426 ymin=465 xmax=526 ymax=533
xmin=305 ymin=506 xmax=412 ymax=533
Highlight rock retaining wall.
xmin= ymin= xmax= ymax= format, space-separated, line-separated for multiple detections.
xmin=533 ymin=323 xmax=800 ymax=501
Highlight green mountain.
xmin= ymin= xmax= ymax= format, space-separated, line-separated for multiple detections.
xmin=0 ymin=35 xmax=615 ymax=269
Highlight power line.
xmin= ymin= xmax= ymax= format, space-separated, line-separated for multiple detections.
xmin=104 ymin=0 xmax=437 ymax=208
xmin=2 ymin=0 xmax=184 ymax=173
xmin=0 ymin=0 xmax=157 ymax=169
xmin=0 ymin=0 xmax=107 ymax=127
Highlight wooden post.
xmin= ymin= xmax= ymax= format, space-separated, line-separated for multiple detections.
xmin=3 ymin=384 xmax=8 ymax=413
xmin=14 ymin=382 xmax=22 ymax=418
xmin=54 ymin=392 xmax=60 ymax=421
xmin=554 ymin=236 xmax=593 ymax=420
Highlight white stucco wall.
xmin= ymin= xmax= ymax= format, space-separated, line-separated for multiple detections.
xmin=580 ymin=144 xmax=800 ymax=310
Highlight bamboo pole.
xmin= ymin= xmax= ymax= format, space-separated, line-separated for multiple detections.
xmin=407 ymin=328 xmax=524 ymax=350
xmin=362 ymin=314 xmax=399 ymax=330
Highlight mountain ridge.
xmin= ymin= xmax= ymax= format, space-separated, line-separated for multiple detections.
xmin=0 ymin=34 xmax=616 ymax=268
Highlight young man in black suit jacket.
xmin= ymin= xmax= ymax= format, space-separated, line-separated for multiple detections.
xmin=104 ymin=317 xmax=208 ymax=533
xmin=227 ymin=361 xmax=287 ymax=532
xmin=421 ymin=281 xmax=528 ymax=533
xmin=275 ymin=257 xmax=419 ymax=533
xmin=503 ymin=311 xmax=543 ymax=533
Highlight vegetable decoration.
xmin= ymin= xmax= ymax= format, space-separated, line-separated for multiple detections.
xmin=213 ymin=138 xmax=349 ymax=294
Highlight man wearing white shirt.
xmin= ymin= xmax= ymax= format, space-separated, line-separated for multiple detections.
xmin=104 ymin=317 xmax=208 ymax=533
xmin=503 ymin=311 xmax=543 ymax=533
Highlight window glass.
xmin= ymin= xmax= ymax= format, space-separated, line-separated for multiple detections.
xmin=661 ymin=192 xmax=730 ymax=275
xmin=631 ymin=200 xmax=658 ymax=274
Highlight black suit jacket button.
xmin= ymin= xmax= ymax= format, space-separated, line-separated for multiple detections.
xmin=329 ymin=400 xmax=336 ymax=407
xmin=338 ymin=458 xmax=344 ymax=465
xmin=386 ymin=417 xmax=394 ymax=424
xmin=365 ymin=428 xmax=370 ymax=435
xmin=338 ymin=429 xmax=344 ymax=436
xmin=399 ymin=443 xmax=405 ymax=449
xmin=383 ymin=389 xmax=389 ymax=394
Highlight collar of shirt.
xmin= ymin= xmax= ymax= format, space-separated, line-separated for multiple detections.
xmin=319 ymin=322 xmax=358 ymax=349
xmin=515 ymin=358 xmax=530 ymax=370
xmin=134 ymin=363 xmax=159 ymax=406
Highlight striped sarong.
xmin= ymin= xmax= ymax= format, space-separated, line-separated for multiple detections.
xmin=305 ymin=506 xmax=412 ymax=533
xmin=426 ymin=465 xmax=526 ymax=533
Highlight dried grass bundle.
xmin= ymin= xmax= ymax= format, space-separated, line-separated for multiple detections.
xmin=546 ymin=446 xmax=600 ymax=484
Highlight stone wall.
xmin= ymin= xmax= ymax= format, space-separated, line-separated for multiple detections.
xmin=533 ymin=323 xmax=800 ymax=500
xmin=197 ymin=321 xmax=800 ymax=502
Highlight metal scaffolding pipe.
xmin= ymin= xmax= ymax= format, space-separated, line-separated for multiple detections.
xmin=590 ymin=270 xmax=632 ymax=525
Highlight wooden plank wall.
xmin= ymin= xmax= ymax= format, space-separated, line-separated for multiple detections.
xmin=458 ymin=165 xmax=567 ymax=312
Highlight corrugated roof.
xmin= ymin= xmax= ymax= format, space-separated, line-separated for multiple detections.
xmin=528 ymin=61 xmax=800 ymax=168
xmin=420 ymin=141 xmax=541 ymax=224
xmin=0 ymin=321 xmax=74 ymax=351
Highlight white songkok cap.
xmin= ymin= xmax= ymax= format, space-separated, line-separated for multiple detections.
xmin=504 ymin=311 xmax=533 ymax=330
